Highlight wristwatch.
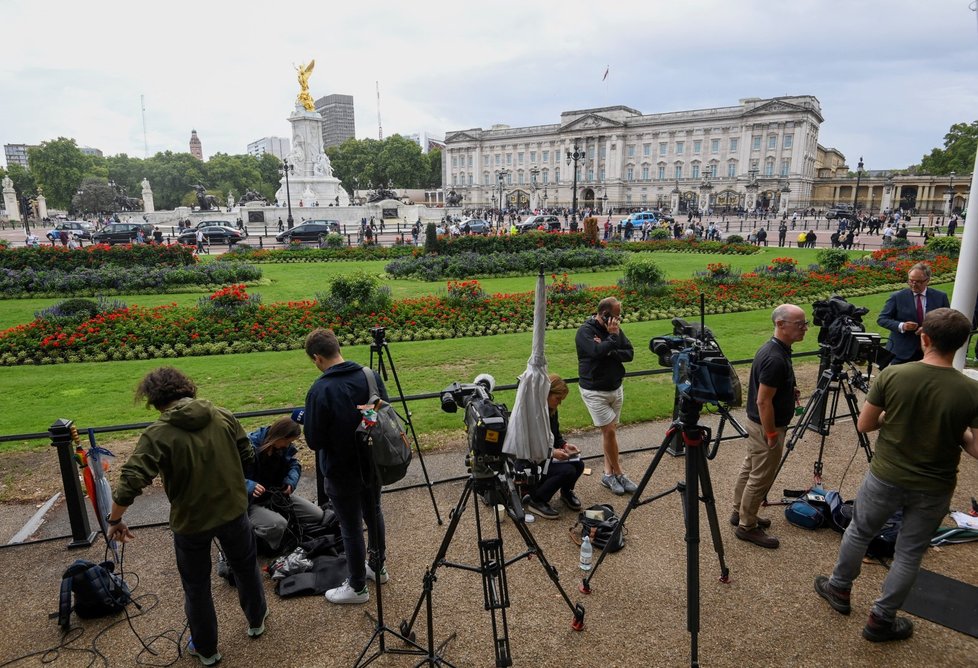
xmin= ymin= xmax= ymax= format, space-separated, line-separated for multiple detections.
xmin=106 ymin=514 xmax=122 ymax=526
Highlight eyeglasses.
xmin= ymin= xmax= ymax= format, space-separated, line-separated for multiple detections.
xmin=781 ymin=320 xmax=810 ymax=328
xmin=907 ymin=277 xmax=929 ymax=285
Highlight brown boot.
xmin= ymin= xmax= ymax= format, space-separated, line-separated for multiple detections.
xmin=730 ymin=511 xmax=771 ymax=528
xmin=735 ymin=525 xmax=779 ymax=549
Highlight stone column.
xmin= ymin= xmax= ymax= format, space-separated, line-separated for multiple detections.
xmin=880 ymin=181 xmax=894 ymax=213
xmin=36 ymin=193 xmax=48 ymax=220
xmin=2 ymin=176 xmax=20 ymax=223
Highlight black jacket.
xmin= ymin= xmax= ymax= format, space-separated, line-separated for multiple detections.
xmin=303 ymin=361 xmax=388 ymax=495
xmin=575 ymin=316 xmax=634 ymax=391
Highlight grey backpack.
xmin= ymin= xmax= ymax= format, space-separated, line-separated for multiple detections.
xmin=356 ymin=367 xmax=412 ymax=486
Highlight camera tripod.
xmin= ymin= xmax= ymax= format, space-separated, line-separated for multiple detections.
xmin=581 ymin=396 xmax=730 ymax=668
xmin=369 ymin=329 xmax=443 ymax=525
xmin=772 ymin=348 xmax=873 ymax=487
xmin=664 ymin=386 xmax=747 ymax=456
xmin=398 ymin=460 xmax=586 ymax=667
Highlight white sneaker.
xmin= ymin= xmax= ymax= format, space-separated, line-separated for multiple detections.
xmin=325 ymin=580 xmax=369 ymax=604
xmin=365 ymin=561 xmax=389 ymax=584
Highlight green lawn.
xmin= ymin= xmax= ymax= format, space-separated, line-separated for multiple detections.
xmin=0 ymin=247 xmax=866 ymax=330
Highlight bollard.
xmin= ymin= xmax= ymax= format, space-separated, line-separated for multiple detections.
xmin=264 ymin=225 xmax=268 ymax=237
xmin=258 ymin=236 xmax=263 ymax=249
xmin=50 ymin=418 xmax=97 ymax=549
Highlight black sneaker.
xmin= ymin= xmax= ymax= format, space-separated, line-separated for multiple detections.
xmin=814 ymin=576 xmax=851 ymax=615
xmin=561 ymin=490 xmax=583 ymax=511
xmin=863 ymin=613 xmax=913 ymax=642
xmin=522 ymin=495 xmax=559 ymax=520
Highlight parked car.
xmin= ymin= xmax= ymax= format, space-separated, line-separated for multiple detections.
xmin=516 ymin=214 xmax=562 ymax=232
xmin=91 ymin=223 xmax=155 ymax=245
xmin=825 ymin=207 xmax=857 ymax=221
xmin=460 ymin=218 xmax=492 ymax=234
xmin=177 ymin=225 xmax=245 ymax=246
xmin=275 ymin=219 xmax=342 ymax=244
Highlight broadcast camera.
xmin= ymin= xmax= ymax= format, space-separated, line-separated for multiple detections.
xmin=650 ymin=317 xmax=738 ymax=407
xmin=812 ymin=296 xmax=889 ymax=367
xmin=440 ymin=374 xmax=511 ymax=477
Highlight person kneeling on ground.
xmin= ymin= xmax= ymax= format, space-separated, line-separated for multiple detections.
xmin=522 ymin=374 xmax=585 ymax=519
xmin=245 ymin=414 xmax=325 ymax=555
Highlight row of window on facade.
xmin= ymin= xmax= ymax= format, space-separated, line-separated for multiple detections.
xmin=450 ymin=158 xmax=792 ymax=186
xmin=450 ymin=134 xmax=795 ymax=170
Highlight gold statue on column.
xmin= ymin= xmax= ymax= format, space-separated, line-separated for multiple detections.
xmin=295 ymin=60 xmax=316 ymax=112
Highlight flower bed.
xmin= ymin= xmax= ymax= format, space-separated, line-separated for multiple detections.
xmin=385 ymin=247 xmax=624 ymax=280
xmin=0 ymin=261 xmax=262 ymax=297
xmin=222 ymin=244 xmax=416 ymax=263
xmin=0 ymin=248 xmax=955 ymax=365
xmin=0 ymin=243 xmax=196 ymax=271
xmin=609 ymin=239 xmax=761 ymax=255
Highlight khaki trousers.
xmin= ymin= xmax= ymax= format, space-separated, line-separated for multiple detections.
xmin=732 ymin=419 xmax=785 ymax=529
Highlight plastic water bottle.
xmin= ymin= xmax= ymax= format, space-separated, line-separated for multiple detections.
xmin=579 ymin=534 xmax=593 ymax=571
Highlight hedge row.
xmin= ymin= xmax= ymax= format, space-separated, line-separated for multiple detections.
xmin=0 ymin=261 xmax=262 ymax=297
xmin=0 ymin=243 xmax=197 ymax=271
xmin=385 ymin=247 xmax=625 ymax=280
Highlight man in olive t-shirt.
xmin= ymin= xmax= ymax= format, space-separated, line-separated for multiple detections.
xmin=815 ymin=308 xmax=978 ymax=643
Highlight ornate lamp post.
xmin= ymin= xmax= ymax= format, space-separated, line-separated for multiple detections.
xmin=699 ymin=172 xmax=713 ymax=215
xmin=530 ymin=166 xmax=540 ymax=210
xmin=280 ymin=158 xmax=295 ymax=227
xmin=565 ymin=141 xmax=584 ymax=222
xmin=746 ymin=168 xmax=759 ymax=213
xmin=496 ymin=169 xmax=510 ymax=229
xmin=852 ymin=156 xmax=864 ymax=213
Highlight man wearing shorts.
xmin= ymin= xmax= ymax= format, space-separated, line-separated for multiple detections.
xmin=576 ymin=297 xmax=636 ymax=495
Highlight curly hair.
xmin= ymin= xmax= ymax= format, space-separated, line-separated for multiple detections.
xmin=135 ymin=367 xmax=197 ymax=411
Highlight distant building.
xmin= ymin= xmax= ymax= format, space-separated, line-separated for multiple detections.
xmin=189 ymin=129 xmax=203 ymax=160
xmin=4 ymin=143 xmax=34 ymax=168
xmin=80 ymin=146 xmax=103 ymax=158
xmin=247 ymin=137 xmax=290 ymax=160
xmin=314 ymin=94 xmax=355 ymax=149
xmin=404 ymin=131 xmax=445 ymax=154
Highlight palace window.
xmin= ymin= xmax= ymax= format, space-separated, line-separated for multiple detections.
xmin=764 ymin=160 xmax=774 ymax=176
xmin=530 ymin=151 xmax=536 ymax=162
xmin=752 ymin=136 xmax=761 ymax=150
xmin=711 ymin=139 xmax=720 ymax=154
xmin=727 ymin=163 xmax=736 ymax=178
xmin=627 ymin=145 xmax=636 ymax=157
xmin=506 ymin=153 xmax=512 ymax=165
xmin=729 ymin=137 xmax=738 ymax=152
xmin=467 ymin=156 xmax=473 ymax=168
xmin=709 ymin=164 xmax=718 ymax=177
xmin=555 ymin=168 xmax=560 ymax=183
xmin=693 ymin=140 xmax=702 ymax=154
xmin=783 ymin=134 xmax=793 ymax=149
xmin=542 ymin=150 xmax=550 ymax=163
xmin=643 ymin=143 xmax=651 ymax=157
xmin=626 ymin=166 xmax=634 ymax=181
xmin=452 ymin=156 xmax=458 ymax=167
xmin=587 ymin=168 xmax=594 ymax=181
xmin=691 ymin=164 xmax=700 ymax=179
xmin=780 ymin=159 xmax=790 ymax=176
xmin=641 ymin=166 xmax=649 ymax=180
xmin=468 ymin=174 xmax=473 ymax=185
xmin=658 ymin=165 xmax=666 ymax=180
xmin=599 ymin=168 xmax=605 ymax=181
xmin=518 ymin=152 xmax=524 ymax=164
xmin=542 ymin=169 xmax=549 ymax=184
xmin=659 ymin=142 xmax=668 ymax=156
xmin=495 ymin=154 xmax=501 ymax=166
xmin=768 ymin=135 xmax=777 ymax=150
xmin=675 ymin=165 xmax=683 ymax=179
xmin=676 ymin=141 xmax=684 ymax=155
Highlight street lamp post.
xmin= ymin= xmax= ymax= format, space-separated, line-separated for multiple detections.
xmin=280 ymin=158 xmax=295 ymax=228
xmin=852 ymin=156 xmax=864 ymax=213
xmin=496 ymin=169 xmax=510 ymax=229
xmin=565 ymin=141 xmax=584 ymax=223
xmin=947 ymin=172 xmax=956 ymax=217
xmin=746 ymin=169 xmax=758 ymax=214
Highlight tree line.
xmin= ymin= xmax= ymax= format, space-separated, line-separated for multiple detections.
xmin=1 ymin=134 xmax=442 ymax=214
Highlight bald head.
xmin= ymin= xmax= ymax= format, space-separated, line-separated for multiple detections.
xmin=772 ymin=304 xmax=808 ymax=344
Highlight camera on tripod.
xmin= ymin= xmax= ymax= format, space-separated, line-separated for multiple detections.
xmin=650 ymin=318 xmax=738 ymax=406
xmin=812 ymin=296 xmax=888 ymax=367
xmin=440 ymin=374 xmax=511 ymax=477
xmin=369 ymin=326 xmax=387 ymax=347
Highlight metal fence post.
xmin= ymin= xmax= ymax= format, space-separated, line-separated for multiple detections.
xmin=49 ymin=418 xmax=97 ymax=549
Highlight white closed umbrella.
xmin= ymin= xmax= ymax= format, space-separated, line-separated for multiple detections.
xmin=502 ymin=268 xmax=553 ymax=462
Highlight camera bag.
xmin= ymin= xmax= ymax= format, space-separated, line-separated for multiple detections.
xmin=570 ymin=504 xmax=626 ymax=553
xmin=357 ymin=367 xmax=412 ymax=486
xmin=785 ymin=487 xmax=836 ymax=530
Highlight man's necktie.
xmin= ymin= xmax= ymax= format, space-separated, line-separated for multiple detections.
xmin=916 ymin=293 xmax=924 ymax=324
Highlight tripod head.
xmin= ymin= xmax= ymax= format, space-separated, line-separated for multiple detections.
xmin=369 ymin=326 xmax=387 ymax=351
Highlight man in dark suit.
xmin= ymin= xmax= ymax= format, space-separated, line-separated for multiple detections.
xmin=877 ymin=262 xmax=950 ymax=364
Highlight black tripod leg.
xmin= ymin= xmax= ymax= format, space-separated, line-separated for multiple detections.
xmin=693 ymin=439 xmax=730 ymax=584
xmin=380 ymin=343 xmax=443 ymax=525
xmin=841 ymin=377 xmax=874 ymax=464
xmin=583 ymin=427 xmax=676 ymax=592
xmin=769 ymin=369 xmax=833 ymax=491
xmin=476 ymin=499 xmax=513 ymax=668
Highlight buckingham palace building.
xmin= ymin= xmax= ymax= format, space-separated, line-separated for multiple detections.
xmin=443 ymin=95 xmax=825 ymax=215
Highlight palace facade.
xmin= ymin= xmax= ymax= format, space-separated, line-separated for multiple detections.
xmin=443 ymin=96 xmax=970 ymax=216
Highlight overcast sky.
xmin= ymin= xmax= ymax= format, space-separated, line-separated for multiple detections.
xmin=2 ymin=0 xmax=976 ymax=171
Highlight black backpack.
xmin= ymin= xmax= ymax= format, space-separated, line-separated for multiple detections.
xmin=571 ymin=504 xmax=626 ymax=553
xmin=356 ymin=367 xmax=412 ymax=486
xmin=57 ymin=559 xmax=132 ymax=629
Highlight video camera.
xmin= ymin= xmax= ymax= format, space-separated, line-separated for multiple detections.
xmin=812 ymin=296 xmax=889 ymax=366
xmin=440 ymin=374 xmax=510 ymax=476
xmin=650 ymin=316 xmax=739 ymax=406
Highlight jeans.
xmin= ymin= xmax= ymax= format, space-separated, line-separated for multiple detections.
xmin=248 ymin=494 xmax=325 ymax=551
xmin=328 ymin=483 xmax=385 ymax=591
xmin=531 ymin=459 xmax=585 ymax=503
xmin=829 ymin=471 xmax=951 ymax=622
xmin=731 ymin=420 xmax=784 ymax=529
xmin=173 ymin=513 xmax=266 ymax=656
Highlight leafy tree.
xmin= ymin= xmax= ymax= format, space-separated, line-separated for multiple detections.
xmin=328 ymin=137 xmax=383 ymax=197
xmin=206 ymin=153 xmax=262 ymax=204
xmin=377 ymin=134 xmax=427 ymax=188
xmin=140 ymin=151 xmax=206 ymax=210
xmin=28 ymin=138 xmax=91 ymax=208
xmin=257 ymin=153 xmax=283 ymax=201
xmin=425 ymin=148 xmax=442 ymax=189
xmin=918 ymin=121 xmax=978 ymax=174
xmin=5 ymin=163 xmax=36 ymax=201
xmin=71 ymin=177 xmax=118 ymax=215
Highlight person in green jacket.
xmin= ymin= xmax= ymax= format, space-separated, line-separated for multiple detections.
xmin=106 ymin=367 xmax=268 ymax=667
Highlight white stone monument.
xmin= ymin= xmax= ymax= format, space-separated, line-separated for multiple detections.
xmin=141 ymin=177 xmax=155 ymax=213
xmin=2 ymin=176 xmax=20 ymax=222
xmin=36 ymin=193 xmax=48 ymax=220
xmin=275 ymin=104 xmax=350 ymax=208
